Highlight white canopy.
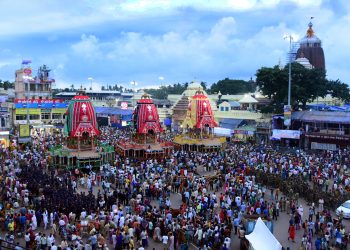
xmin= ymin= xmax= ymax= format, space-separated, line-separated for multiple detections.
xmin=239 ymin=95 xmax=258 ymax=103
xmin=245 ymin=217 xmax=282 ymax=250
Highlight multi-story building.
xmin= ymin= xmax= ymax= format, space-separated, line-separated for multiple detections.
xmin=13 ymin=64 xmax=67 ymax=135
xmin=15 ymin=64 xmax=54 ymax=99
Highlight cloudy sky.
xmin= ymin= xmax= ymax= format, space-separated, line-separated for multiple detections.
xmin=0 ymin=0 xmax=348 ymax=89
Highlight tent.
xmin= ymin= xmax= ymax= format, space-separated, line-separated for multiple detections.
xmin=245 ymin=217 xmax=282 ymax=250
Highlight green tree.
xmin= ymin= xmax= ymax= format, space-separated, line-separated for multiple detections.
xmin=209 ymin=78 xmax=254 ymax=94
xmin=255 ymin=63 xmax=350 ymax=112
xmin=144 ymin=82 xmax=188 ymax=99
xmin=200 ymin=81 xmax=207 ymax=90
xmin=326 ymin=79 xmax=350 ymax=103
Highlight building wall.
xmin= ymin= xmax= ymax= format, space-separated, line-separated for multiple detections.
xmin=13 ymin=108 xmax=65 ymax=126
xmin=15 ymin=69 xmax=26 ymax=99
xmin=15 ymin=68 xmax=53 ymax=99
xmin=218 ymin=101 xmax=231 ymax=112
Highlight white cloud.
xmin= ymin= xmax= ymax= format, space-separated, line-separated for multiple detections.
xmin=68 ymin=16 xmax=293 ymax=83
xmin=0 ymin=0 xmax=326 ymax=37
xmin=1 ymin=0 xmax=350 ymax=87
xmin=71 ymin=34 xmax=101 ymax=58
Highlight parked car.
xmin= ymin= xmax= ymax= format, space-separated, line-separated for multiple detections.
xmin=336 ymin=200 xmax=350 ymax=219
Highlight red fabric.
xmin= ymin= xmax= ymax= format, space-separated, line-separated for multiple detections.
xmin=191 ymin=92 xmax=218 ymax=129
xmin=135 ymin=97 xmax=163 ymax=134
xmin=69 ymin=94 xmax=100 ymax=137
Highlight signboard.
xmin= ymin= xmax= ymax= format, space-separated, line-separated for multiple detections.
xmin=19 ymin=124 xmax=30 ymax=137
xmin=272 ymin=129 xmax=300 ymax=139
xmin=23 ymin=68 xmax=32 ymax=76
xmin=41 ymin=109 xmax=52 ymax=113
xmin=18 ymin=137 xmax=31 ymax=143
xmin=15 ymin=99 xmax=64 ymax=104
xmin=16 ymin=108 xmax=41 ymax=115
xmin=234 ymin=130 xmax=255 ymax=135
xmin=16 ymin=108 xmax=27 ymax=115
xmin=283 ymin=105 xmax=291 ymax=127
xmin=121 ymin=102 xmax=128 ymax=110
xmin=15 ymin=99 xmax=67 ymax=109
xmin=311 ymin=142 xmax=337 ymax=151
xmin=52 ymin=108 xmax=67 ymax=114
xmin=213 ymin=127 xmax=232 ymax=137
xmin=305 ymin=134 xmax=350 ymax=141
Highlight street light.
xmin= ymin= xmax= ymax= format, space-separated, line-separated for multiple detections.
xmin=130 ymin=81 xmax=138 ymax=107
xmin=284 ymin=34 xmax=293 ymax=129
xmin=284 ymin=35 xmax=293 ymax=106
xmin=88 ymin=77 xmax=93 ymax=90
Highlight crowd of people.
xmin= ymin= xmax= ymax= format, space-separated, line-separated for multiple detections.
xmin=0 ymin=127 xmax=349 ymax=250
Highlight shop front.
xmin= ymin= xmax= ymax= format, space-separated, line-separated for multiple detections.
xmin=0 ymin=131 xmax=10 ymax=148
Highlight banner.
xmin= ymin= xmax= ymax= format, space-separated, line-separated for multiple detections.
xmin=234 ymin=130 xmax=255 ymax=135
xmin=52 ymin=108 xmax=67 ymax=114
xmin=272 ymin=129 xmax=300 ymax=139
xmin=15 ymin=99 xmax=63 ymax=104
xmin=284 ymin=105 xmax=291 ymax=127
xmin=19 ymin=124 xmax=30 ymax=137
xmin=29 ymin=109 xmax=41 ymax=115
xmin=16 ymin=108 xmax=41 ymax=115
xmin=213 ymin=127 xmax=232 ymax=137
xmin=311 ymin=142 xmax=337 ymax=151
xmin=16 ymin=108 xmax=27 ymax=115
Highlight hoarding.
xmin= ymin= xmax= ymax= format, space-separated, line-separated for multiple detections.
xmin=52 ymin=108 xmax=67 ymax=114
xmin=213 ymin=127 xmax=232 ymax=137
xmin=272 ymin=129 xmax=300 ymax=139
xmin=121 ymin=102 xmax=128 ymax=110
xmin=311 ymin=142 xmax=337 ymax=151
xmin=283 ymin=105 xmax=291 ymax=127
xmin=16 ymin=108 xmax=41 ymax=115
xmin=15 ymin=99 xmax=67 ymax=109
xmin=19 ymin=124 xmax=30 ymax=137
xmin=23 ymin=68 xmax=32 ymax=76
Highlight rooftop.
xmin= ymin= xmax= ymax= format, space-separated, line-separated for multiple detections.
xmin=292 ymin=111 xmax=350 ymax=124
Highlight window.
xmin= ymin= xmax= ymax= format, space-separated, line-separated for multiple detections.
xmin=52 ymin=113 xmax=62 ymax=120
xmin=41 ymin=113 xmax=50 ymax=120
xmin=16 ymin=115 xmax=27 ymax=120
xmin=225 ymin=107 xmax=229 ymax=111
xmin=29 ymin=114 xmax=40 ymax=120
xmin=220 ymin=107 xmax=224 ymax=111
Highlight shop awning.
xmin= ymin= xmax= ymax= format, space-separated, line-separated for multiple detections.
xmin=292 ymin=111 xmax=350 ymax=124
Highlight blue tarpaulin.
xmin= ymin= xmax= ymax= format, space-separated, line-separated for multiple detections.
xmin=219 ymin=118 xmax=245 ymax=129
xmin=95 ymin=107 xmax=133 ymax=116
xmin=164 ymin=118 xmax=172 ymax=126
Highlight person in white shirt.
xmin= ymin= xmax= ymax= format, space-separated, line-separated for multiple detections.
xmin=162 ymin=234 xmax=169 ymax=249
